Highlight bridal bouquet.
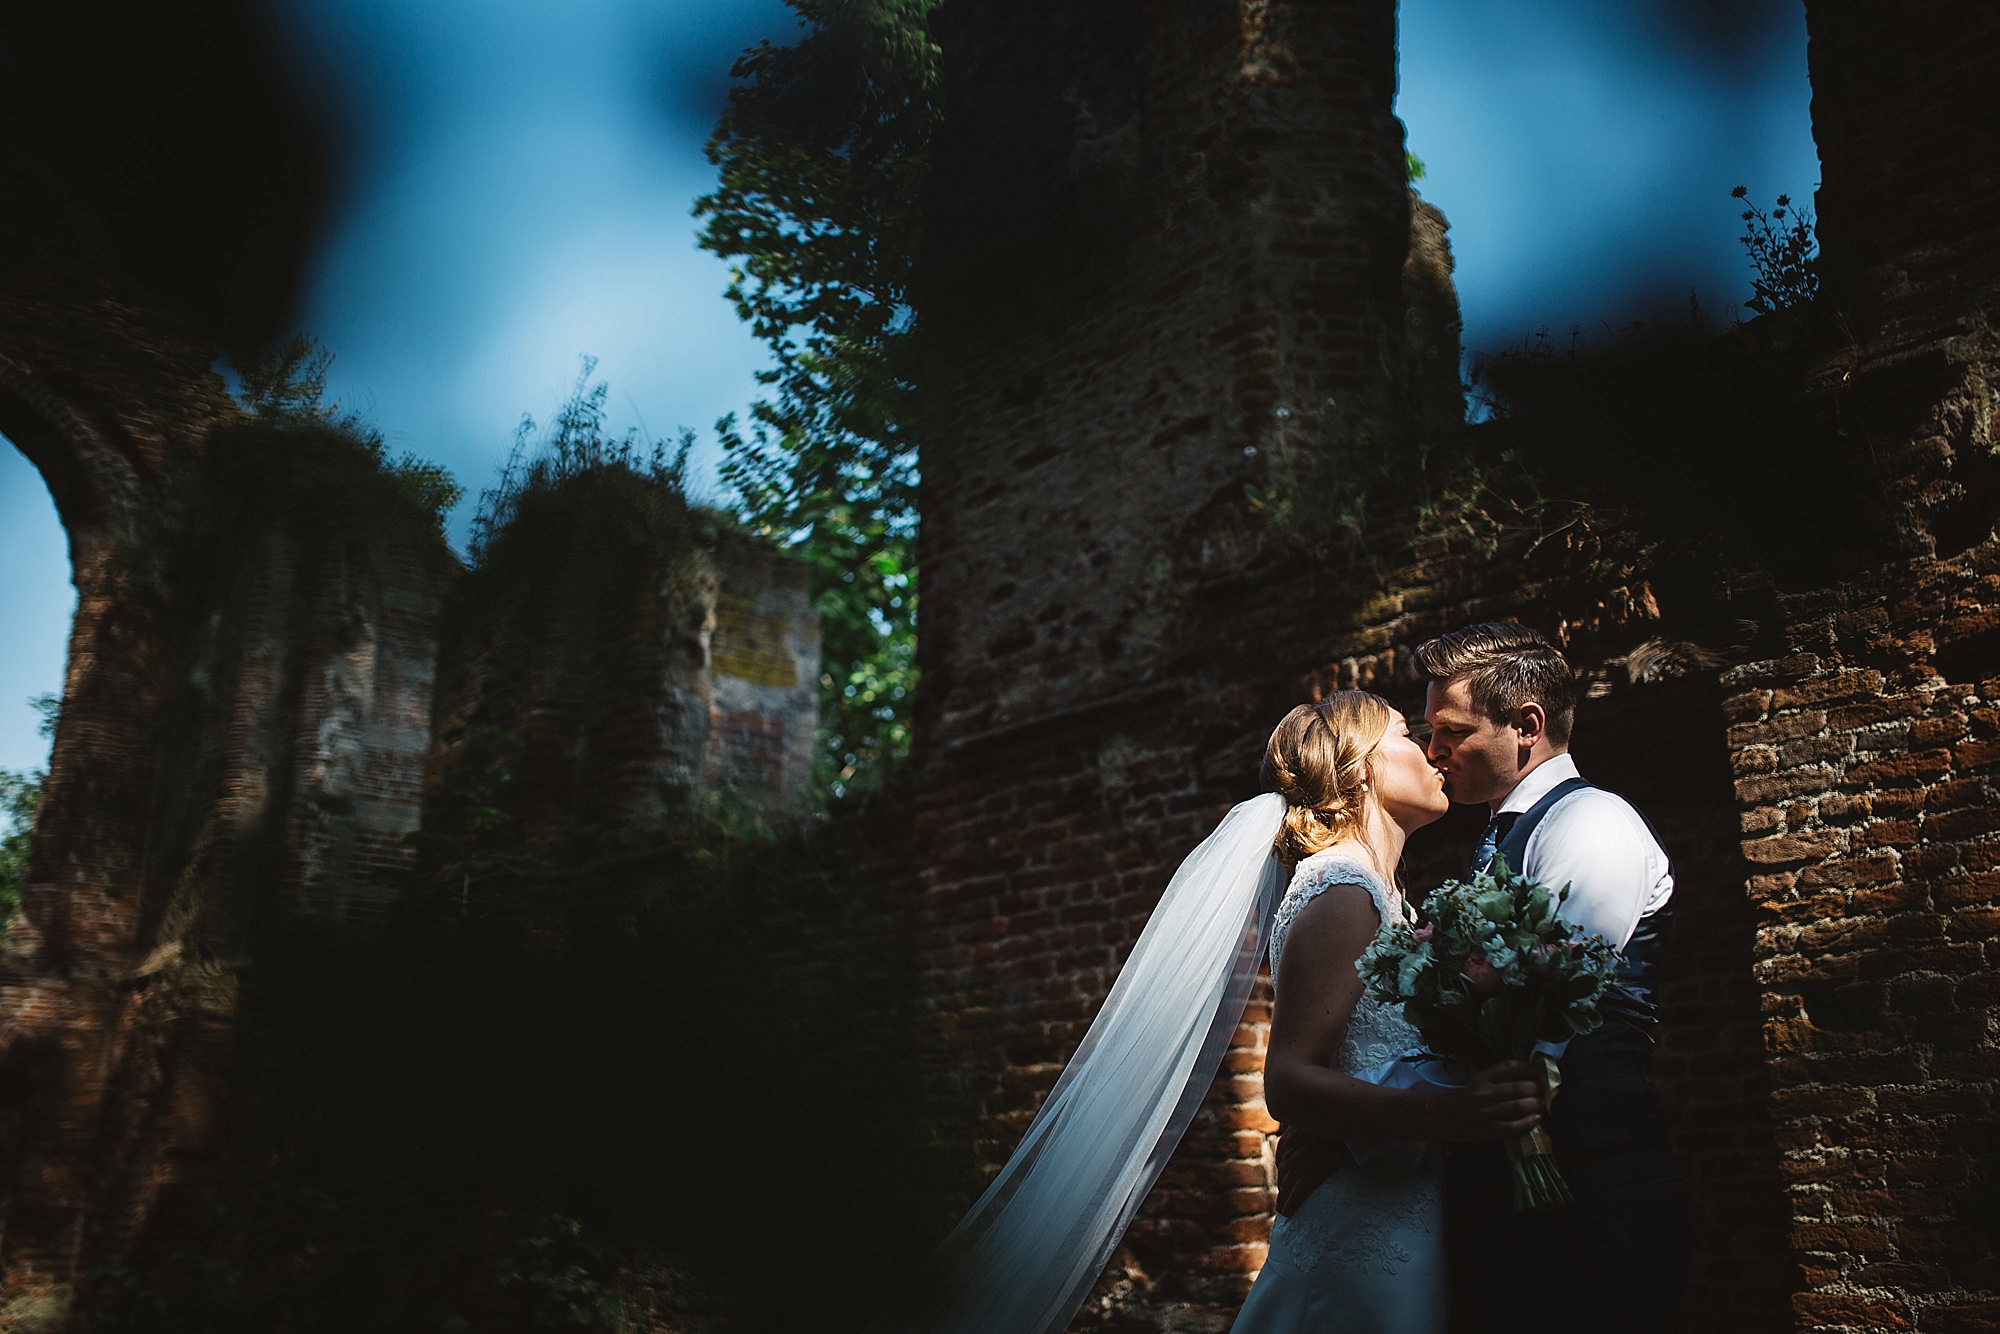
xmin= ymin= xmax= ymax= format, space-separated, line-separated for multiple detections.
xmin=1356 ymin=859 xmax=1621 ymax=1210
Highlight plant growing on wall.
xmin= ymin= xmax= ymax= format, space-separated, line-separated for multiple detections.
xmin=1732 ymin=186 xmax=1819 ymax=317
xmin=237 ymin=334 xmax=465 ymax=526
xmin=118 ymin=333 xmax=463 ymax=665
xmin=1252 ymin=178 xmax=1842 ymax=595
xmin=470 ymin=357 xmax=694 ymax=565
xmin=695 ymin=0 xmax=937 ymax=800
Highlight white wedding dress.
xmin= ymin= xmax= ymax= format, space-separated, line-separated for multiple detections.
xmin=1230 ymin=851 xmax=1446 ymax=1334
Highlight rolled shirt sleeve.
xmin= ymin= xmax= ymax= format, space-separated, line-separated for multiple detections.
xmin=1519 ymin=788 xmax=1672 ymax=950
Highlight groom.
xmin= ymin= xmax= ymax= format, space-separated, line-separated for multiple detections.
xmin=1417 ymin=622 xmax=1691 ymax=1334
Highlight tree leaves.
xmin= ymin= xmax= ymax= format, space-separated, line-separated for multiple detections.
xmin=695 ymin=1 xmax=939 ymax=799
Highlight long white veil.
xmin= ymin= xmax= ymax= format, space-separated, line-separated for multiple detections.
xmin=867 ymin=792 xmax=1290 ymax=1334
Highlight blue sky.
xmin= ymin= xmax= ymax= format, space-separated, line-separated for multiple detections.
xmin=0 ymin=0 xmax=1818 ymax=778
xmin=1401 ymin=0 xmax=1818 ymax=355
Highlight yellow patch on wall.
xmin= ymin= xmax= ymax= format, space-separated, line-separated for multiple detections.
xmin=712 ymin=595 xmax=799 ymax=687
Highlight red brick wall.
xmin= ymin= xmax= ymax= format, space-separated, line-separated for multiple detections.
xmin=0 ymin=457 xmax=456 ymax=1313
xmin=917 ymin=0 xmax=1411 ymax=749
xmin=709 ymin=537 xmax=820 ymax=805
xmin=1739 ymin=5 xmax=2000 ymax=1329
xmin=911 ymin=4 xmax=2000 ymax=1332
xmin=0 ymin=239 xmax=241 ymax=1312
xmin=1730 ymin=376 xmax=2000 ymax=1313
xmin=280 ymin=534 xmax=455 ymax=928
xmin=425 ymin=509 xmax=818 ymax=853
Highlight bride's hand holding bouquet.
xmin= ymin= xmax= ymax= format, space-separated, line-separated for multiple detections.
xmin=1358 ymin=858 xmax=1621 ymax=1209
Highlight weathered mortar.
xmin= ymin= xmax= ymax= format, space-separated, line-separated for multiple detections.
xmin=709 ymin=540 xmax=822 ymax=805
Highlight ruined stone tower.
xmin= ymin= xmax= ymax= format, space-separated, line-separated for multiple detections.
xmin=0 ymin=62 xmax=820 ymax=1326
xmin=911 ymin=1 xmax=2000 ymax=1330
xmin=912 ymin=0 xmax=1425 ymax=1319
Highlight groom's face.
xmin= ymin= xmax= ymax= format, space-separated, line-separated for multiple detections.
xmin=1423 ymin=676 xmax=1520 ymax=807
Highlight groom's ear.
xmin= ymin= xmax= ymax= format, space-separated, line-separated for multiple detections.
xmin=1513 ymin=701 xmax=1548 ymax=748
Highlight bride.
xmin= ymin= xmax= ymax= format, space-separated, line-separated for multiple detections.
xmin=1231 ymin=693 xmax=1540 ymax=1333
xmin=864 ymin=693 xmax=1540 ymax=1334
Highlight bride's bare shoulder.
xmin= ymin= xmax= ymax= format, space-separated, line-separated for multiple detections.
xmin=1273 ymin=878 xmax=1382 ymax=986
xmin=1272 ymin=850 xmax=1389 ymax=987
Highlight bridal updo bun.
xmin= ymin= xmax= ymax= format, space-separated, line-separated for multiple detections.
xmin=1260 ymin=692 xmax=1392 ymax=866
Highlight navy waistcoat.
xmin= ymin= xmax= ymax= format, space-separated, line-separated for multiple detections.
xmin=1491 ymin=775 xmax=1675 ymax=1159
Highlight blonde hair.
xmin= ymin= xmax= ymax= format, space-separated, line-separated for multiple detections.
xmin=1259 ymin=691 xmax=1393 ymax=866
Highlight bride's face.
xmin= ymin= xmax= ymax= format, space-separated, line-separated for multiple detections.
xmin=1367 ymin=710 xmax=1450 ymax=832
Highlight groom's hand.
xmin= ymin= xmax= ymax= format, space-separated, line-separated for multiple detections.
xmin=1463 ymin=1060 xmax=1542 ymax=1139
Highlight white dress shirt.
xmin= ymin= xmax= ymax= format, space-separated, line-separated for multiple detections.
xmin=1498 ymin=753 xmax=1673 ymax=950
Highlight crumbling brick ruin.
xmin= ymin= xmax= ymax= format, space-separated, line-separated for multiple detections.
xmin=910 ymin=2 xmax=2000 ymax=1332
xmin=0 ymin=0 xmax=1994 ymax=1330
xmin=0 ymin=47 xmax=820 ymax=1325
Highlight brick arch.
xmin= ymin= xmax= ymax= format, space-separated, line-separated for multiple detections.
xmin=0 ymin=354 xmax=143 ymax=548
xmin=0 ymin=290 xmax=480 ymax=1328
xmin=0 ymin=347 xmax=193 ymax=911
xmin=0 ymin=309 xmax=243 ymax=1316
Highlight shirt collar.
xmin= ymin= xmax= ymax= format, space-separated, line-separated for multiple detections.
xmin=1496 ymin=752 xmax=1580 ymax=816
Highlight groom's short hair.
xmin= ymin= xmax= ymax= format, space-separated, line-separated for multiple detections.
xmin=1415 ymin=621 xmax=1577 ymax=746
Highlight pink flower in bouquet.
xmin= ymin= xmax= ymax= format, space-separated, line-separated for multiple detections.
xmin=1461 ymin=953 xmax=1503 ymax=994
xmin=1412 ymin=924 xmax=1435 ymax=943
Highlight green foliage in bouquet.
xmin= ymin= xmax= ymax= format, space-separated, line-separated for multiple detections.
xmin=1357 ymin=859 xmax=1619 ymax=1064
xmin=1357 ymin=859 xmax=1621 ymax=1210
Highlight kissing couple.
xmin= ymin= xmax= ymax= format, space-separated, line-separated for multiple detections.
xmin=867 ymin=622 xmax=1693 ymax=1334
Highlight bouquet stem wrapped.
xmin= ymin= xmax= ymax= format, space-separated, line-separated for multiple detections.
xmin=1357 ymin=859 xmax=1618 ymax=1212
xmin=1503 ymin=1053 xmax=1570 ymax=1210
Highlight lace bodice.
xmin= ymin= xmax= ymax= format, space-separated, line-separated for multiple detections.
xmin=1268 ymin=851 xmax=1424 ymax=1079
xmin=1247 ymin=850 xmax=1444 ymax=1301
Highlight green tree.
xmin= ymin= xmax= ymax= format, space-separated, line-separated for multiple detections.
xmin=695 ymin=0 xmax=938 ymax=799
xmin=0 ymin=693 xmax=60 ymax=933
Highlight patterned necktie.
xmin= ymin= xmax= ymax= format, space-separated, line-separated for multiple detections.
xmin=1471 ymin=811 xmax=1520 ymax=877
